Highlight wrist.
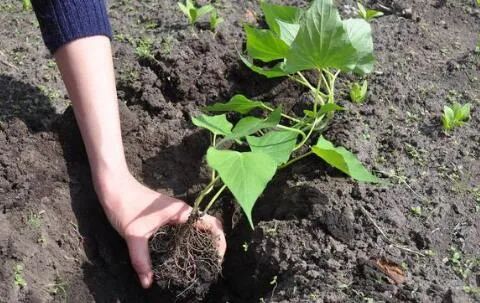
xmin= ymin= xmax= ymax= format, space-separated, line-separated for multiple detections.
xmin=91 ymin=163 xmax=131 ymax=204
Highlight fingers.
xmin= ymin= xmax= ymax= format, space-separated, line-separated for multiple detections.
xmin=196 ymin=215 xmax=227 ymax=259
xmin=126 ymin=236 xmax=153 ymax=289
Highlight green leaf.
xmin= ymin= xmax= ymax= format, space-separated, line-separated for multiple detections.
xmin=277 ymin=20 xmax=300 ymax=46
xmin=240 ymin=55 xmax=290 ymax=78
xmin=247 ymin=130 xmax=298 ymax=164
xmin=304 ymin=104 xmax=344 ymax=118
xmin=357 ymin=2 xmax=367 ymax=19
xmin=452 ymin=103 xmax=471 ymax=121
xmin=230 ymin=108 xmax=282 ymax=139
xmin=207 ymin=148 xmax=277 ymax=228
xmin=366 ymin=9 xmax=384 ymax=21
xmin=319 ymin=103 xmax=345 ymax=115
xmin=245 ymin=25 xmax=290 ymax=62
xmin=284 ymin=0 xmax=355 ymax=73
xmin=343 ymin=19 xmax=375 ymax=74
xmin=197 ymin=4 xmax=215 ymax=18
xmin=178 ymin=2 xmax=190 ymax=17
xmin=206 ymin=95 xmax=266 ymax=114
xmin=350 ymin=80 xmax=368 ymax=103
xmin=441 ymin=106 xmax=455 ymax=131
xmin=192 ymin=114 xmax=233 ymax=136
xmin=260 ymin=2 xmax=303 ymax=35
xmin=312 ymin=136 xmax=381 ymax=183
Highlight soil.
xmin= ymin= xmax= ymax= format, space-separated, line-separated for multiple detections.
xmin=0 ymin=0 xmax=479 ymax=302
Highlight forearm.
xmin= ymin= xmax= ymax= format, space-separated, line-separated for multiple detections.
xmin=54 ymin=36 xmax=129 ymax=191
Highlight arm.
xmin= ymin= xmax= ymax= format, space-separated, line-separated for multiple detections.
xmin=32 ymin=1 xmax=226 ymax=289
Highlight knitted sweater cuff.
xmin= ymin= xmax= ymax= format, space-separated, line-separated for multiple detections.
xmin=32 ymin=0 xmax=112 ymax=54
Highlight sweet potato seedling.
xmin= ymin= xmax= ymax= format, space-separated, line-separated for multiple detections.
xmin=178 ymin=0 xmax=214 ymax=25
xmin=149 ymin=0 xmax=382 ymax=296
xmin=193 ymin=0 xmax=382 ymax=228
xmin=356 ymin=2 xmax=383 ymax=22
xmin=441 ymin=102 xmax=472 ymax=131
xmin=350 ymin=80 xmax=368 ymax=103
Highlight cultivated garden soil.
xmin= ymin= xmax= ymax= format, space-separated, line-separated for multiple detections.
xmin=0 ymin=0 xmax=479 ymax=302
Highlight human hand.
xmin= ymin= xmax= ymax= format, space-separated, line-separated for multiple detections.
xmin=94 ymin=171 xmax=226 ymax=288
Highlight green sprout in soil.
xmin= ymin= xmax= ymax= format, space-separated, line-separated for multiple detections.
xmin=350 ymin=80 xmax=368 ymax=103
xmin=210 ymin=9 xmax=224 ymax=32
xmin=22 ymin=0 xmax=32 ymax=11
xmin=178 ymin=0 xmax=214 ymax=25
xmin=356 ymin=2 xmax=383 ymax=22
xmin=441 ymin=102 xmax=472 ymax=132
xmin=135 ymin=38 xmax=154 ymax=61
xmin=192 ymin=0 xmax=382 ymax=228
xmin=14 ymin=263 xmax=27 ymax=288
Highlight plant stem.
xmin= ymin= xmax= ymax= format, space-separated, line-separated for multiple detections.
xmin=279 ymin=150 xmax=314 ymax=169
xmin=203 ymin=184 xmax=227 ymax=213
xmin=261 ymin=104 xmax=303 ymax=124
xmin=276 ymin=124 xmax=306 ymax=141
xmin=294 ymin=116 xmax=322 ymax=151
xmin=193 ymin=175 xmax=220 ymax=212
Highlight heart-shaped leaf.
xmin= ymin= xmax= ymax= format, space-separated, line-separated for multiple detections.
xmin=207 ymin=148 xmax=277 ymax=228
xmin=284 ymin=0 xmax=355 ymax=73
xmin=245 ymin=25 xmax=290 ymax=62
xmin=206 ymin=95 xmax=266 ymax=114
xmin=247 ymin=130 xmax=298 ymax=164
xmin=312 ymin=136 xmax=381 ymax=183
xmin=260 ymin=2 xmax=303 ymax=35
xmin=192 ymin=114 xmax=233 ymax=136
xmin=229 ymin=108 xmax=282 ymax=139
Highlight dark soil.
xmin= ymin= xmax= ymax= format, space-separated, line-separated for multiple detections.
xmin=1 ymin=0 xmax=479 ymax=302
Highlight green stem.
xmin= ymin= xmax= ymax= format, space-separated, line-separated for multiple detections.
xmin=193 ymin=175 xmax=220 ymax=212
xmin=261 ymin=104 xmax=303 ymax=124
xmin=279 ymin=150 xmax=314 ymax=169
xmin=203 ymin=184 xmax=227 ymax=213
xmin=276 ymin=124 xmax=306 ymax=141
xmin=293 ymin=117 xmax=321 ymax=151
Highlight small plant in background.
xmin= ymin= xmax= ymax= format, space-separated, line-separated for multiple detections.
xmin=357 ymin=2 xmax=383 ymax=22
xmin=350 ymin=80 xmax=368 ymax=103
xmin=135 ymin=38 xmax=154 ymax=61
xmin=441 ymin=102 xmax=472 ymax=132
xmin=14 ymin=263 xmax=27 ymax=288
xmin=22 ymin=0 xmax=32 ymax=11
xmin=210 ymin=9 xmax=224 ymax=32
xmin=178 ymin=0 xmax=214 ymax=25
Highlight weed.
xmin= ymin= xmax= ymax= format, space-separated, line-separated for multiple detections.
xmin=178 ymin=0 xmax=214 ymax=25
xmin=357 ymin=2 xmax=383 ymax=22
xmin=210 ymin=9 xmax=224 ymax=32
xmin=350 ymin=80 xmax=368 ymax=103
xmin=441 ymin=102 xmax=472 ymax=131
xmin=410 ymin=206 xmax=422 ymax=216
xmin=14 ymin=263 xmax=27 ymax=288
xmin=27 ymin=210 xmax=44 ymax=229
xmin=135 ymin=38 xmax=154 ymax=61
xmin=22 ymin=0 xmax=32 ymax=11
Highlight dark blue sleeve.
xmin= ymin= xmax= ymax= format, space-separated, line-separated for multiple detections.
xmin=32 ymin=0 xmax=112 ymax=53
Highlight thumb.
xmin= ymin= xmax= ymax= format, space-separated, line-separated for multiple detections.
xmin=126 ymin=236 xmax=153 ymax=288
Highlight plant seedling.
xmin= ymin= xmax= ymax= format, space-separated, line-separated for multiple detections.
xmin=135 ymin=38 xmax=154 ymax=60
xmin=441 ymin=102 xmax=471 ymax=132
xmin=210 ymin=9 xmax=224 ymax=32
xmin=190 ymin=0 xmax=382 ymax=229
xmin=350 ymin=80 xmax=368 ymax=103
xmin=357 ymin=2 xmax=384 ymax=22
xmin=178 ymin=0 xmax=214 ymax=25
xmin=22 ymin=0 xmax=32 ymax=11
xmin=14 ymin=263 xmax=27 ymax=288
